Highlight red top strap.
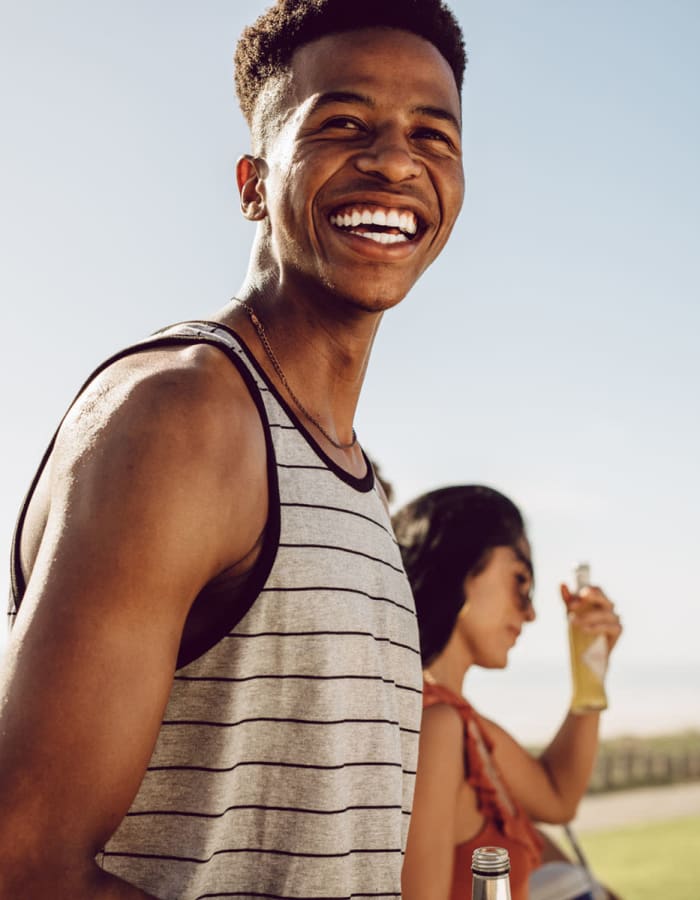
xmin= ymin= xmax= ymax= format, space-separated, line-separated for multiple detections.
xmin=423 ymin=680 xmax=543 ymax=900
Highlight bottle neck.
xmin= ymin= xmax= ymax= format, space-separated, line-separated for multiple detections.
xmin=471 ymin=872 xmax=512 ymax=900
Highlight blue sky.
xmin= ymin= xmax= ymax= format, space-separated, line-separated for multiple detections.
xmin=1 ymin=1 xmax=698 ymax=740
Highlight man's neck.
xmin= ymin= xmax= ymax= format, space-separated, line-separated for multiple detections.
xmin=214 ymin=269 xmax=383 ymax=463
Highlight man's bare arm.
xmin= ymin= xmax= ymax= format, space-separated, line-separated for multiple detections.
xmin=0 ymin=346 xmax=267 ymax=899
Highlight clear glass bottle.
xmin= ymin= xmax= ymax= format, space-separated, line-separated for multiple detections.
xmin=471 ymin=846 xmax=512 ymax=900
xmin=568 ymin=562 xmax=608 ymax=713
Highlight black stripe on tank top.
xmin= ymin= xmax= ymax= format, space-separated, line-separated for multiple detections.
xmin=145 ymin=760 xmax=413 ymax=775
xmin=192 ymin=891 xmax=401 ymax=899
xmin=192 ymin=892 xmax=401 ymax=899
xmin=159 ymin=717 xmax=421 ymax=736
xmin=126 ymin=802 xmax=402 ymax=819
xmin=159 ymin=721 xmax=421 ymax=736
xmin=280 ymin=502 xmax=397 ymax=541
xmin=224 ymin=630 xmax=420 ymax=656
xmin=253 ymin=586 xmax=416 ymax=618
xmin=102 ymin=846 xmax=404 ymax=864
xmin=162 ymin=715 xmax=402 ymax=728
xmin=172 ymin=674 xmax=422 ymax=695
xmin=277 ymin=544 xmax=405 ymax=575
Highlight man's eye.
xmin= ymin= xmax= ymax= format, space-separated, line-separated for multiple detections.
xmin=413 ymin=127 xmax=452 ymax=145
xmin=322 ymin=117 xmax=363 ymax=132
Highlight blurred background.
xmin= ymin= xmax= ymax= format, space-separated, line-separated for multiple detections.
xmin=1 ymin=2 xmax=699 ymax=894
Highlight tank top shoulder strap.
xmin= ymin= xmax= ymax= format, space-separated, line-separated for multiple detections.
xmin=8 ymin=320 xmax=269 ymax=608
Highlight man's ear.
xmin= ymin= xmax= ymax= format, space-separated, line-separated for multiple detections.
xmin=236 ymin=155 xmax=269 ymax=221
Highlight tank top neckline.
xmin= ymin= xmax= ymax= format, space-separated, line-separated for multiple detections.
xmin=201 ymin=320 xmax=375 ymax=494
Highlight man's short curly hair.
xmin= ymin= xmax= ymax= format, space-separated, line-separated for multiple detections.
xmin=234 ymin=0 xmax=467 ymax=126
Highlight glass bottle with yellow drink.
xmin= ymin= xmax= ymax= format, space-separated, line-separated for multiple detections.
xmin=568 ymin=562 xmax=609 ymax=713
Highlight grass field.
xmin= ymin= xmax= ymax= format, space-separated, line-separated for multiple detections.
xmin=580 ymin=815 xmax=700 ymax=899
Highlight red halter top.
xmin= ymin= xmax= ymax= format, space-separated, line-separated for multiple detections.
xmin=423 ymin=681 xmax=543 ymax=900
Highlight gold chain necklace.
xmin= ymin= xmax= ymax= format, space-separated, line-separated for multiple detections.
xmin=236 ymin=299 xmax=358 ymax=450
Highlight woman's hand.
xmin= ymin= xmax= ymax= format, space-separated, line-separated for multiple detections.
xmin=561 ymin=584 xmax=623 ymax=654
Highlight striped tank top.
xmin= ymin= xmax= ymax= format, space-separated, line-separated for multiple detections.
xmin=9 ymin=322 xmax=422 ymax=900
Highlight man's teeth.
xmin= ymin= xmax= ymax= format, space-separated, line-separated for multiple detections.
xmin=330 ymin=207 xmax=418 ymax=236
xmin=349 ymin=230 xmax=409 ymax=244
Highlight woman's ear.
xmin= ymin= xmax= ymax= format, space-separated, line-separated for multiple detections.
xmin=236 ymin=155 xmax=269 ymax=221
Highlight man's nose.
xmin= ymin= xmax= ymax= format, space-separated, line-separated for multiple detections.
xmin=354 ymin=127 xmax=422 ymax=183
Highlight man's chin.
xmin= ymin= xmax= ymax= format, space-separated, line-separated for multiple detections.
xmin=324 ymin=274 xmax=415 ymax=313
xmin=286 ymin=264 xmax=417 ymax=314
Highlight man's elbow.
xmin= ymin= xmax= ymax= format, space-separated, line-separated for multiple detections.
xmin=0 ymin=835 xmax=93 ymax=900
xmin=0 ymin=856 xmax=50 ymax=900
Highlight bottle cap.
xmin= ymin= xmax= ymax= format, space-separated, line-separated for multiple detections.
xmin=472 ymin=846 xmax=510 ymax=875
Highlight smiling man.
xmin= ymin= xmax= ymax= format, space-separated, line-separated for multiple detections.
xmin=0 ymin=2 xmax=466 ymax=898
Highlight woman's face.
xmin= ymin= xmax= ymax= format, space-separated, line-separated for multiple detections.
xmin=455 ymin=539 xmax=535 ymax=669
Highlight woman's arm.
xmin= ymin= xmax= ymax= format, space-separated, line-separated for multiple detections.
xmin=480 ymin=711 xmax=600 ymax=824
xmin=402 ymin=704 xmax=470 ymax=900
xmin=479 ymin=585 xmax=622 ymax=824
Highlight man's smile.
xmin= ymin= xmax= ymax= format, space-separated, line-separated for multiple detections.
xmin=329 ymin=203 xmax=420 ymax=246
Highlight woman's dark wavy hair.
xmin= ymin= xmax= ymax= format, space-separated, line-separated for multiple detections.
xmin=392 ymin=485 xmax=527 ymax=666
xmin=234 ymin=0 xmax=467 ymax=124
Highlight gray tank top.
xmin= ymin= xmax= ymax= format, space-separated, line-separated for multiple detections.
xmin=90 ymin=323 xmax=423 ymax=899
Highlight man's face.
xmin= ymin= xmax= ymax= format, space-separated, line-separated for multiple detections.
xmin=255 ymin=27 xmax=465 ymax=311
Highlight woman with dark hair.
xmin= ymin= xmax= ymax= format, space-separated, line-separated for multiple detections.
xmin=395 ymin=485 xmax=622 ymax=900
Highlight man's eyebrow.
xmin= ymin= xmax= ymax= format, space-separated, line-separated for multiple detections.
xmin=412 ymin=105 xmax=461 ymax=131
xmin=308 ymin=91 xmax=376 ymax=114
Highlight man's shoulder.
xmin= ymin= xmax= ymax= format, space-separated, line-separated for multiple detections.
xmin=43 ymin=336 xmax=269 ymax=575
xmin=58 ymin=338 xmax=266 ymax=478
xmin=111 ymin=335 xmax=248 ymax=402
